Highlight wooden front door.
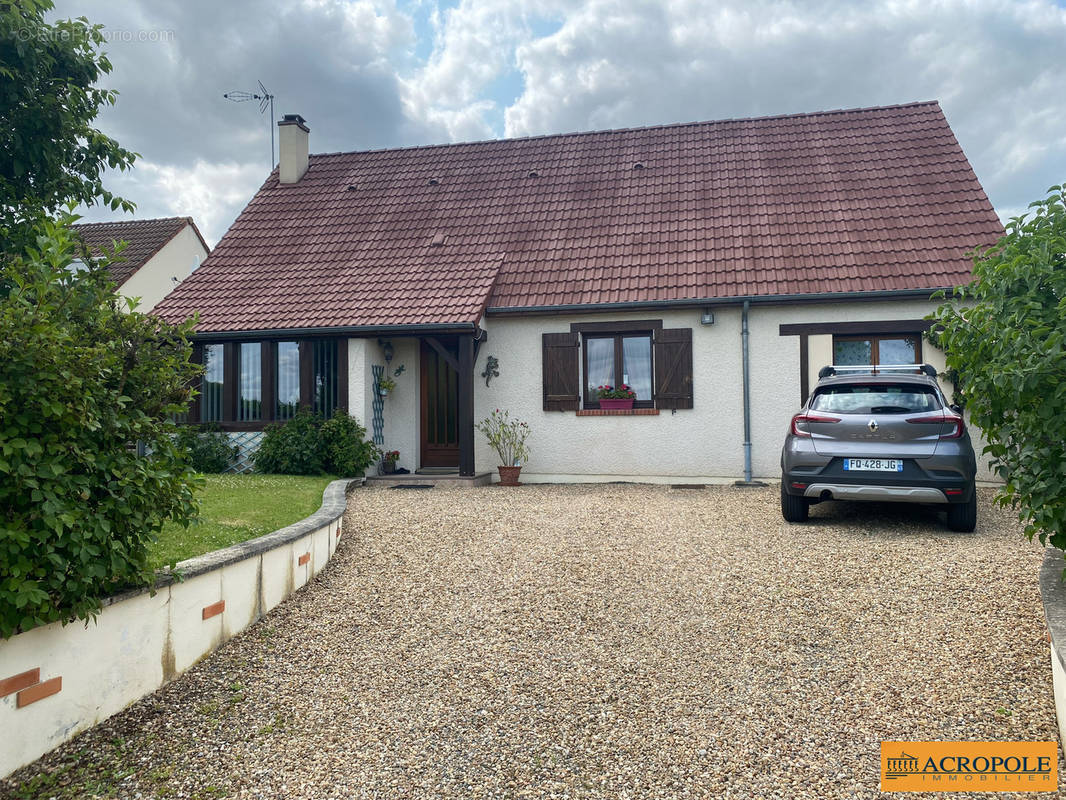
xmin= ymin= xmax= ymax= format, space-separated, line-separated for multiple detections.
xmin=420 ymin=339 xmax=460 ymax=468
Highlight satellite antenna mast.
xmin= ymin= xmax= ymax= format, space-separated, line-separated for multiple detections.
xmin=223 ymin=80 xmax=276 ymax=169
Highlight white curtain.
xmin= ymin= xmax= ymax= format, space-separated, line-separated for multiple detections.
xmin=586 ymin=338 xmax=614 ymax=395
xmin=622 ymin=336 xmax=652 ymax=400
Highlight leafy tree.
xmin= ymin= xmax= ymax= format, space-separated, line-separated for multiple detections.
xmin=931 ymin=184 xmax=1066 ymax=550
xmin=0 ymin=0 xmax=136 ymax=256
xmin=0 ymin=216 xmax=200 ymax=638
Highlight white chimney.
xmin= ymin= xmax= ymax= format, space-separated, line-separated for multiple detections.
xmin=277 ymin=114 xmax=309 ymax=184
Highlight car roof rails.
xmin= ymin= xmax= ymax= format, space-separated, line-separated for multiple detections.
xmin=818 ymin=364 xmax=938 ymax=378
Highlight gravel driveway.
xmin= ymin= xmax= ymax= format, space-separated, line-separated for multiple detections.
xmin=1 ymin=484 xmax=1057 ymax=799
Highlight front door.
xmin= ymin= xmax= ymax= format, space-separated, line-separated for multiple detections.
xmin=420 ymin=339 xmax=459 ymax=469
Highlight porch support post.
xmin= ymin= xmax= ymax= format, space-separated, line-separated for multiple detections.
xmin=457 ymin=334 xmax=475 ymax=476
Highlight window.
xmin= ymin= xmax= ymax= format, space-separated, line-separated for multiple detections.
xmin=582 ymin=332 xmax=654 ymax=408
xmin=313 ymin=340 xmax=338 ymax=417
xmin=238 ymin=342 xmax=262 ymax=421
xmin=542 ymin=324 xmax=693 ymax=412
xmin=811 ymin=384 xmax=941 ymax=414
xmin=276 ymin=341 xmax=300 ymax=420
xmin=833 ymin=334 xmax=921 ymax=370
xmin=187 ymin=338 xmax=345 ymax=427
xmin=201 ymin=344 xmax=224 ymax=422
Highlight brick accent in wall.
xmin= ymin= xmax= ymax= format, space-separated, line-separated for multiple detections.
xmin=16 ymin=677 xmax=62 ymax=708
xmin=298 ymin=553 xmax=310 ymax=566
xmin=202 ymin=600 xmax=226 ymax=620
xmin=0 ymin=668 xmax=40 ymax=698
xmin=575 ymin=409 xmax=661 ymax=417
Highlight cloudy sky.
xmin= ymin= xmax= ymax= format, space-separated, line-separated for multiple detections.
xmin=54 ymin=0 xmax=1066 ymax=246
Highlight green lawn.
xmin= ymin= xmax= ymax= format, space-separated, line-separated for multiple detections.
xmin=149 ymin=474 xmax=337 ymax=569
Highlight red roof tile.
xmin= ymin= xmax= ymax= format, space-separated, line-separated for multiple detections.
xmin=73 ymin=217 xmax=207 ymax=287
xmin=154 ymin=101 xmax=1003 ymax=333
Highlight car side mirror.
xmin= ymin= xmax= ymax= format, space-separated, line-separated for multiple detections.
xmin=949 ymin=403 xmax=962 ymax=414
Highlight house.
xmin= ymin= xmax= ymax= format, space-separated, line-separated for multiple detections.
xmin=74 ymin=217 xmax=210 ymax=312
xmin=153 ymin=102 xmax=1003 ymax=483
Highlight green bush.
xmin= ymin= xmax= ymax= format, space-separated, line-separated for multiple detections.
xmin=175 ymin=425 xmax=238 ymax=473
xmin=254 ymin=409 xmax=324 ymax=475
xmin=932 ymin=183 xmax=1066 ymax=550
xmin=0 ymin=217 xmax=200 ymax=638
xmin=254 ymin=409 xmax=376 ymax=476
xmin=321 ymin=412 xmax=378 ymax=476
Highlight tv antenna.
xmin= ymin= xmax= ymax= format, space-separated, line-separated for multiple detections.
xmin=223 ymin=80 xmax=276 ymax=168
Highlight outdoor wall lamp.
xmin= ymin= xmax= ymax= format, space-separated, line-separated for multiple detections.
xmin=381 ymin=340 xmax=394 ymax=363
xmin=700 ymin=308 xmax=715 ymax=325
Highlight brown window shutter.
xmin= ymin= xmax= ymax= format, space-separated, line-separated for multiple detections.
xmin=654 ymin=328 xmax=693 ymax=409
xmin=542 ymin=332 xmax=580 ymax=411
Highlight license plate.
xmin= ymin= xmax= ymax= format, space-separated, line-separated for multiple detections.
xmin=844 ymin=458 xmax=903 ymax=472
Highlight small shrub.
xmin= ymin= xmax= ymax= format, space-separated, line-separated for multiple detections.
xmin=253 ymin=409 xmax=324 ymax=475
xmin=254 ymin=409 xmax=378 ymax=477
xmin=321 ymin=411 xmax=378 ymax=476
xmin=175 ymin=425 xmax=238 ymax=473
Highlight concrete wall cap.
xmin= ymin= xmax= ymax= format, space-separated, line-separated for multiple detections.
xmin=104 ymin=478 xmax=358 ymax=607
xmin=1039 ymin=547 xmax=1066 ymax=673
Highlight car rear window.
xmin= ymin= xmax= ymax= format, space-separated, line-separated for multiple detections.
xmin=810 ymin=384 xmax=942 ymax=414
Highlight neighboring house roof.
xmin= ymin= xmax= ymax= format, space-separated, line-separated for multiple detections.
xmin=154 ymin=101 xmax=1004 ymax=334
xmin=73 ymin=217 xmax=209 ymax=287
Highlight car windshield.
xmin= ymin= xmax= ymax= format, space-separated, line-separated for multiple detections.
xmin=810 ymin=384 xmax=942 ymax=414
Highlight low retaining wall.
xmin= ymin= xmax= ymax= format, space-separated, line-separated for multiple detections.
xmin=0 ymin=478 xmax=355 ymax=779
xmin=1040 ymin=548 xmax=1066 ymax=749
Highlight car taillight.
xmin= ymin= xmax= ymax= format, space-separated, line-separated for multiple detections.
xmin=790 ymin=413 xmax=841 ymax=437
xmin=906 ymin=414 xmax=964 ymax=439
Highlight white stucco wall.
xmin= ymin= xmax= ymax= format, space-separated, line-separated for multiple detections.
xmin=380 ymin=338 xmax=419 ymax=473
xmin=343 ymin=300 xmax=995 ymax=482
xmin=120 ymin=224 xmax=208 ymax=312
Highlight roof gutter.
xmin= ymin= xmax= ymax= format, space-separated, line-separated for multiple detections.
xmin=484 ymin=288 xmax=947 ymax=317
xmin=189 ymin=322 xmax=478 ymax=342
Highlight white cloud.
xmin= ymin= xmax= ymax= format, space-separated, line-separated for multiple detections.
xmin=49 ymin=0 xmax=1066 ymax=241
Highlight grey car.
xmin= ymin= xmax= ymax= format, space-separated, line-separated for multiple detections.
xmin=780 ymin=365 xmax=977 ymax=531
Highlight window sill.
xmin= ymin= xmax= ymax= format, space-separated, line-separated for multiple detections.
xmin=575 ymin=409 xmax=660 ymax=416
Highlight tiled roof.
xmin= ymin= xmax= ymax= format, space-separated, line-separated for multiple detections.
xmin=73 ymin=217 xmax=206 ymax=286
xmin=154 ymin=101 xmax=1003 ymax=333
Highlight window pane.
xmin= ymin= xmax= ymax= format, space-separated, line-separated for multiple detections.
xmin=878 ymin=337 xmax=918 ymax=367
xmin=622 ymin=336 xmax=652 ymax=400
xmin=811 ymin=384 xmax=941 ymax=414
xmin=834 ymin=339 xmax=872 ymax=366
xmin=238 ymin=342 xmax=262 ymax=421
xmin=202 ymin=344 xmax=224 ymax=422
xmin=586 ymin=337 xmax=614 ymax=397
xmin=313 ymin=340 xmax=337 ymax=417
xmin=276 ymin=342 xmax=300 ymax=420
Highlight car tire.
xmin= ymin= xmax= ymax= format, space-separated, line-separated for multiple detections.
xmin=946 ymin=491 xmax=977 ymax=532
xmin=781 ymin=479 xmax=809 ymax=523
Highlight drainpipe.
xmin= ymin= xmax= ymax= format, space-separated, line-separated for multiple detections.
xmin=735 ymin=301 xmax=766 ymax=487
xmin=742 ymin=300 xmax=753 ymax=483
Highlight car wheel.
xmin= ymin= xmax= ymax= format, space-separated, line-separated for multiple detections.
xmin=946 ymin=491 xmax=977 ymax=532
xmin=781 ymin=479 xmax=809 ymax=523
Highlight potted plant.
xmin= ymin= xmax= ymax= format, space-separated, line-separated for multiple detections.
xmin=597 ymin=384 xmax=637 ymax=410
xmin=476 ymin=408 xmax=531 ymax=486
xmin=381 ymin=449 xmax=400 ymax=473
xmin=376 ymin=364 xmax=405 ymax=397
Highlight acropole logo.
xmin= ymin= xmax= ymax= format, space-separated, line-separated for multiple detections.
xmin=881 ymin=741 xmax=1057 ymax=792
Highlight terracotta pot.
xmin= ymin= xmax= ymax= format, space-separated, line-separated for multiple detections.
xmin=599 ymin=398 xmax=635 ymax=410
xmin=497 ymin=465 xmax=522 ymax=486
